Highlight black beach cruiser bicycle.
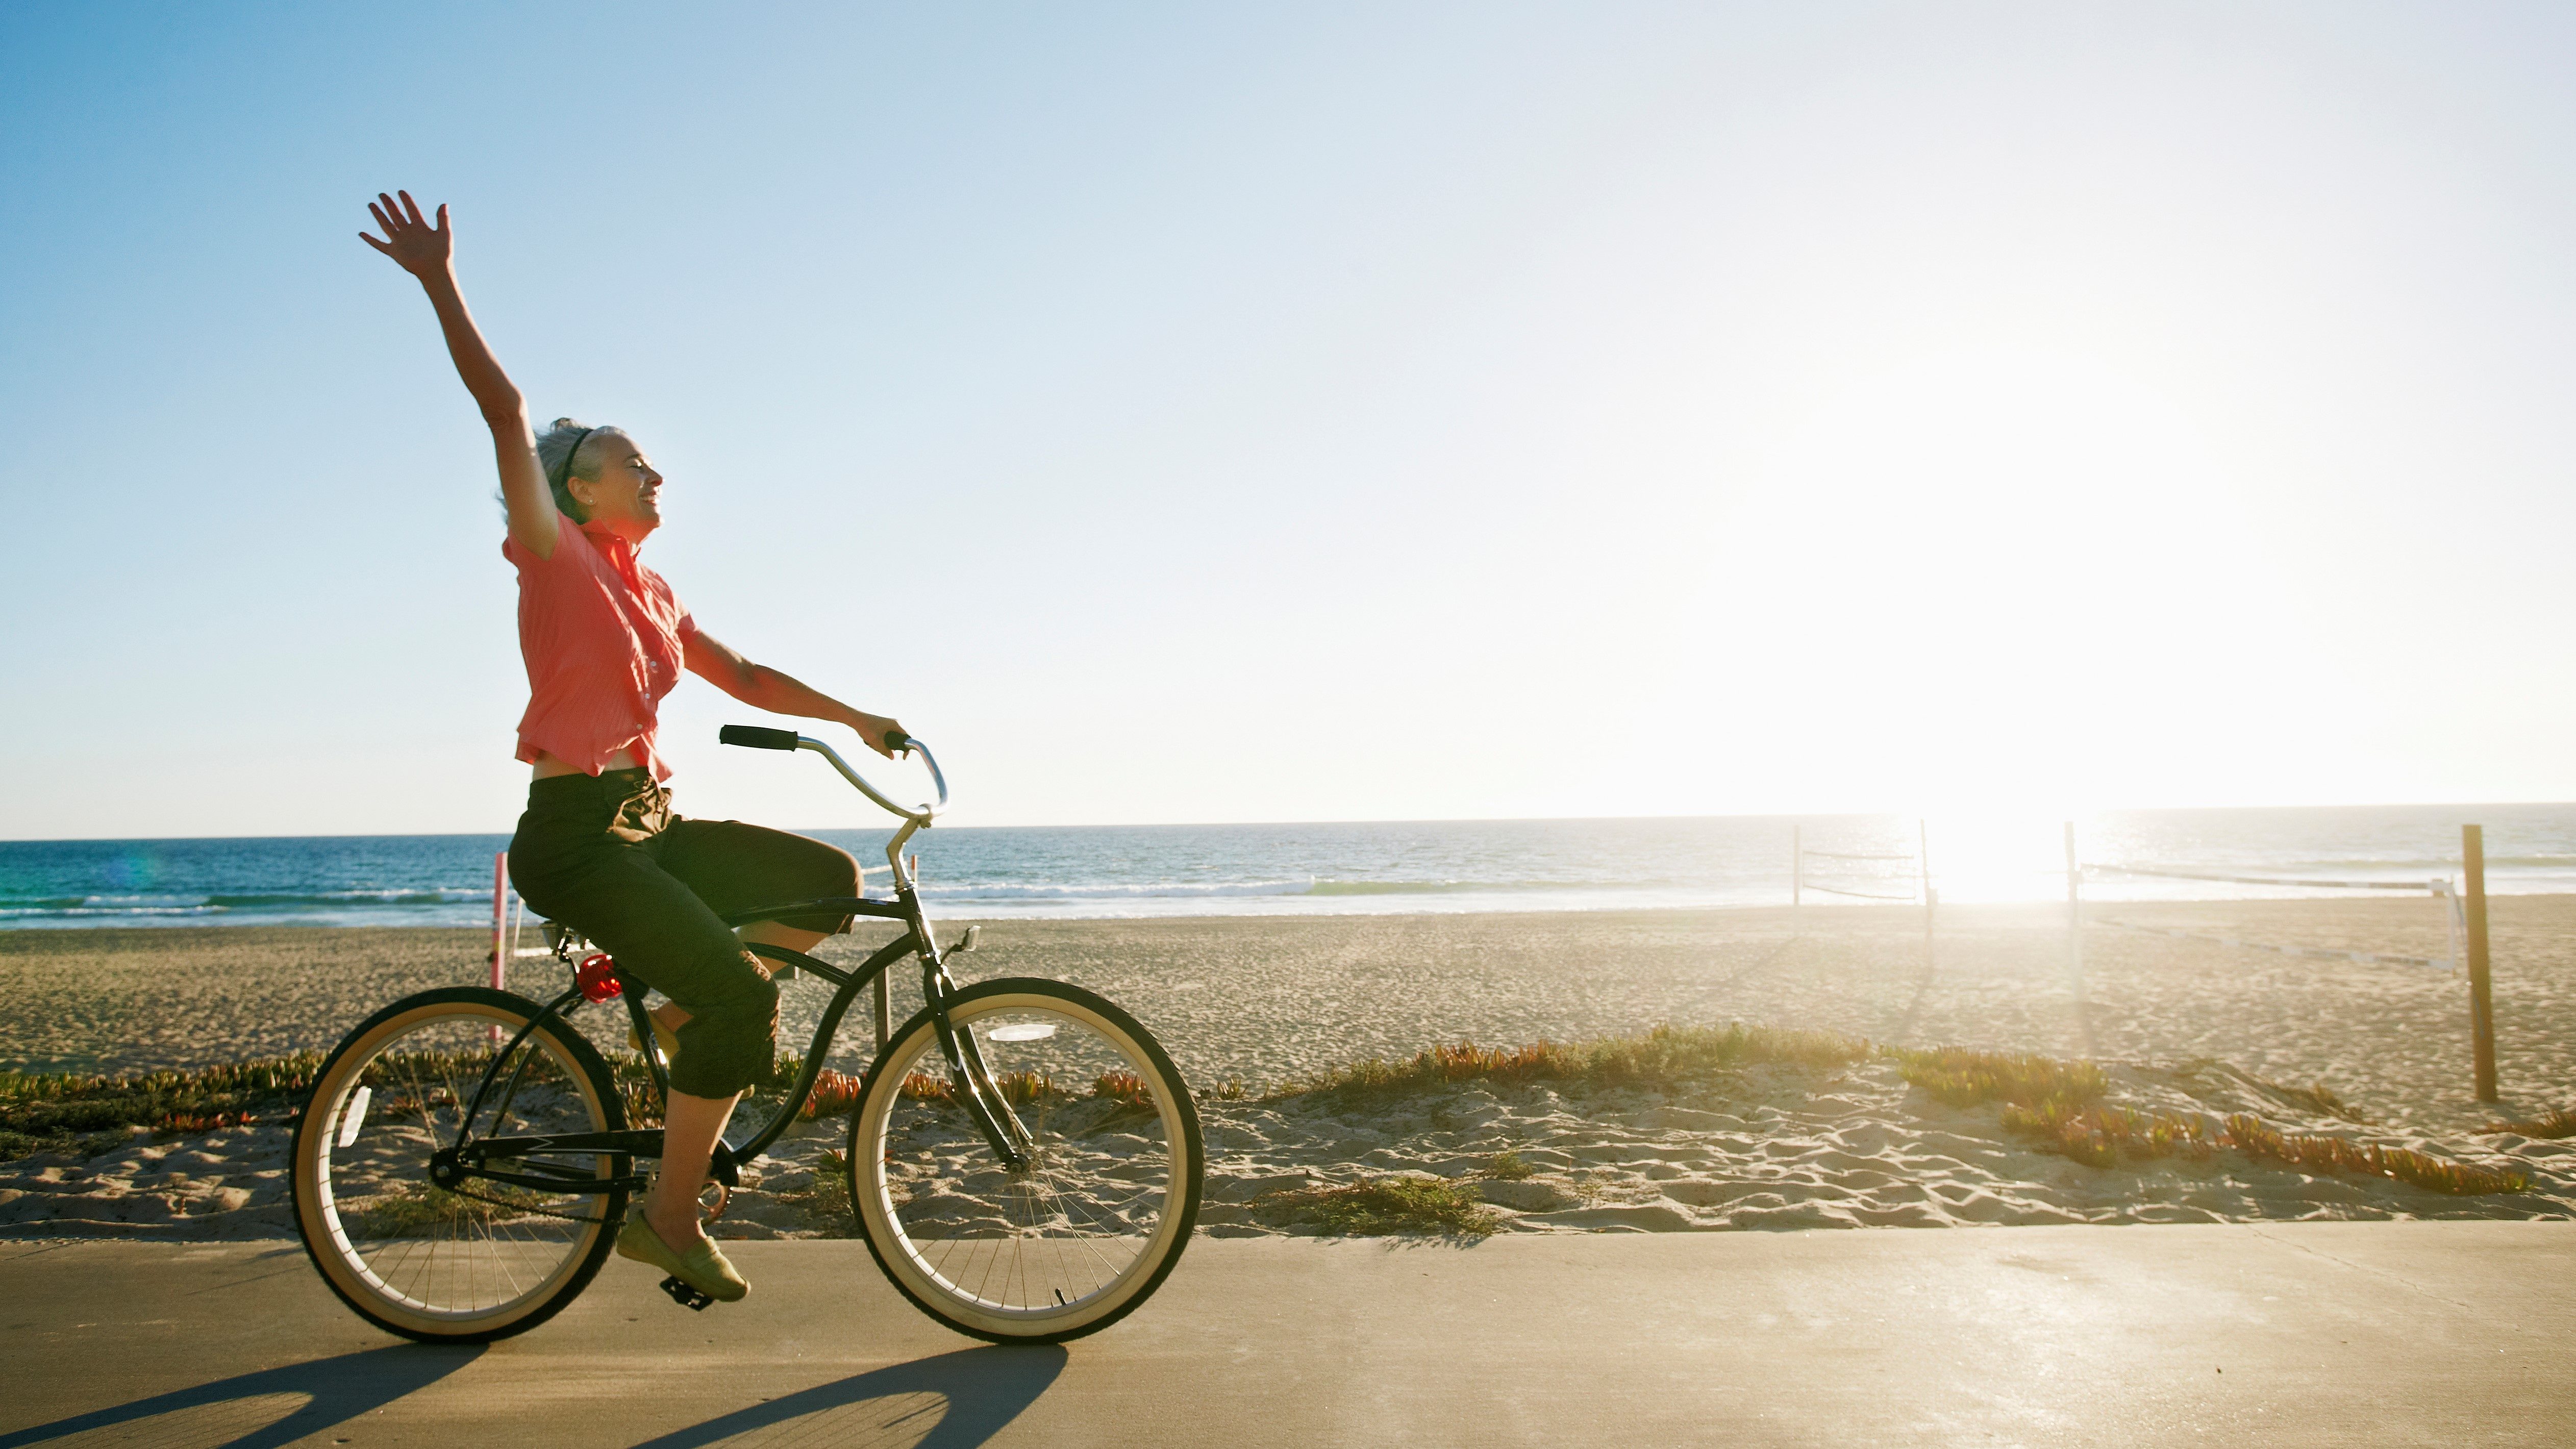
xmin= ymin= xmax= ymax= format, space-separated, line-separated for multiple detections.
xmin=290 ymin=729 xmax=1204 ymax=1343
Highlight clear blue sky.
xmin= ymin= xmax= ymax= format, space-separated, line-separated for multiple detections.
xmin=5 ymin=4 xmax=2573 ymax=839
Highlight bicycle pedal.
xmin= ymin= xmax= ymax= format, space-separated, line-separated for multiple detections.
xmin=659 ymin=1276 xmax=715 ymax=1312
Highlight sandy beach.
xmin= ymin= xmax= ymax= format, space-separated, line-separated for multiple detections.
xmin=5 ymin=896 xmax=2572 ymax=1239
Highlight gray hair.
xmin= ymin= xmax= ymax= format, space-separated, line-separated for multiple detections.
xmin=533 ymin=417 xmax=619 ymax=520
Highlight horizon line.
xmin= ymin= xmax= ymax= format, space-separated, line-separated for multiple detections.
xmin=8 ymin=798 xmax=2576 ymax=847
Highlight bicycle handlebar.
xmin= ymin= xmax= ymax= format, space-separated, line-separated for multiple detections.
xmin=718 ymin=724 xmax=948 ymax=823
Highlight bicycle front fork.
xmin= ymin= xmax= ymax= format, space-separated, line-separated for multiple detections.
xmin=922 ymin=956 xmax=1036 ymax=1170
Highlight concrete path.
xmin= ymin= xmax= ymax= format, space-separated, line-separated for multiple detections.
xmin=2 ymin=1223 xmax=2569 ymax=1446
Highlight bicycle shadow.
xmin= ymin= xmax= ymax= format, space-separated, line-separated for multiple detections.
xmin=0 ymin=1342 xmax=481 ymax=1449
xmin=630 ymin=1344 xmax=1067 ymax=1449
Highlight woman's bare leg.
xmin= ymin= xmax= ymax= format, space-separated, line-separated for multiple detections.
xmin=645 ymin=1089 xmax=737 ymax=1245
xmin=641 ymin=919 xmax=830 ymax=1245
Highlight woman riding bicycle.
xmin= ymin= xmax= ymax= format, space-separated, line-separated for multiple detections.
xmin=361 ymin=189 xmax=899 ymax=1306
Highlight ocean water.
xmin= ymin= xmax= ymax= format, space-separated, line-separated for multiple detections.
xmin=5 ymin=805 xmax=2575 ymax=930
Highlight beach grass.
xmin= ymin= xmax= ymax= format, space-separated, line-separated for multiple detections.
xmin=770 ymin=1145 xmax=857 ymax=1236
xmin=1481 ymin=1150 xmax=1538 ymax=1180
xmin=1994 ymin=1084 xmax=2520 ymax=1193
xmin=1253 ymin=1175 xmax=1502 ymax=1237
xmin=608 ymin=1053 xmax=665 ymax=1127
xmin=0 ymin=1052 xmax=328 ymax=1161
xmin=2481 ymin=1107 xmax=2576 ymax=1140
xmin=2003 ymin=1101 xmax=2219 ymax=1167
xmin=2222 ymin=1114 xmax=2526 ymax=1195
xmin=801 ymin=1066 xmax=865 ymax=1118
xmin=1269 ymin=1022 xmax=1872 ymax=1101
xmin=1888 ymin=1045 xmax=2107 ymax=1110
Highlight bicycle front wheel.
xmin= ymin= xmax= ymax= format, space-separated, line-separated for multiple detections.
xmin=290 ymin=987 xmax=628 ymax=1343
xmin=849 ymin=978 xmax=1203 ymax=1342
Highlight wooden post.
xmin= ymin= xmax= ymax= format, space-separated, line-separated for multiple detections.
xmin=1918 ymin=819 xmax=1935 ymax=945
xmin=490 ymin=852 xmax=509 ymax=1042
xmin=489 ymin=852 xmax=508 ymax=988
xmin=881 ymin=852 xmax=924 ymax=1051
xmin=1912 ymin=817 xmax=1934 ymax=970
xmin=1791 ymin=824 xmax=1802 ymax=919
xmin=2063 ymin=821 xmax=2083 ymax=996
xmin=2462 ymin=825 xmax=2498 ymax=1102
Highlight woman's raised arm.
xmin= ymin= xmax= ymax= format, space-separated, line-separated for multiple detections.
xmin=361 ymin=191 xmax=558 ymax=558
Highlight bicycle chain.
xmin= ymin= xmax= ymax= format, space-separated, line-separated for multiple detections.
xmin=437 ymin=1180 xmax=618 ymax=1226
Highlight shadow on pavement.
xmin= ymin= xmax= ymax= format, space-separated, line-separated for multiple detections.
xmin=631 ymin=1344 xmax=1068 ymax=1448
xmin=0 ymin=1341 xmax=481 ymax=1448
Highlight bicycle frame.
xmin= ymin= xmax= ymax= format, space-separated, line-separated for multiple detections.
xmin=446 ymin=735 xmax=1037 ymax=1200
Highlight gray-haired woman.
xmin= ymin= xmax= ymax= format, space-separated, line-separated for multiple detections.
xmin=362 ymin=189 xmax=905 ymax=1304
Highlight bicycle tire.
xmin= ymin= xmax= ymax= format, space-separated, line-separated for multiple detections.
xmin=847 ymin=978 xmax=1204 ymax=1343
xmin=291 ymin=987 xmax=628 ymax=1343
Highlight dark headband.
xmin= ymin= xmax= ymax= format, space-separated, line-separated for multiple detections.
xmin=552 ymin=427 xmax=596 ymax=495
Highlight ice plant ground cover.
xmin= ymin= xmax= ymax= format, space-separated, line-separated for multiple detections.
xmin=2 ymin=1024 xmax=2566 ymax=1239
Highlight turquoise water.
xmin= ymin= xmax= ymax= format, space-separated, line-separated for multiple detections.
xmin=5 ymin=805 xmax=2574 ymax=929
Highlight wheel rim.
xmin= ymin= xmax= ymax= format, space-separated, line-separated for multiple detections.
xmin=857 ymin=992 xmax=1193 ymax=1329
xmin=299 ymin=1002 xmax=615 ymax=1331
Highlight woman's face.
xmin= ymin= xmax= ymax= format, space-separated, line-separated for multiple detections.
xmin=570 ymin=431 xmax=663 ymax=536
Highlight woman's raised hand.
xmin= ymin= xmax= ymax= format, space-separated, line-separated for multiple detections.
xmin=359 ymin=191 xmax=452 ymax=280
xmin=358 ymin=187 xmax=546 ymax=550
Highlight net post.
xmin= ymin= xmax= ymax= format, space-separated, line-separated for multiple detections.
xmin=1917 ymin=819 xmax=1934 ymax=958
xmin=2463 ymin=824 xmax=2498 ymax=1102
xmin=2064 ymin=821 xmax=2083 ymax=997
xmin=1791 ymin=823 xmax=1802 ymax=926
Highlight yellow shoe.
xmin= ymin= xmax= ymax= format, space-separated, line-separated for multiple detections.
xmin=628 ymin=1017 xmax=681 ymax=1061
xmin=617 ymin=1207 xmax=748 ymax=1302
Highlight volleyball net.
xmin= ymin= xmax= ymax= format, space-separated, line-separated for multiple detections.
xmin=1780 ymin=820 xmax=2505 ymax=1101
xmin=1791 ymin=825 xmax=1930 ymax=907
xmin=2078 ymin=861 xmax=2465 ymax=973
xmin=1783 ymin=825 xmax=2471 ymax=976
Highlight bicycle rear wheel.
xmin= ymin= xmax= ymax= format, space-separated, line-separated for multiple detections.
xmin=291 ymin=987 xmax=627 ymax=1343
xmin=848 ymin=978 xmax=1203 ymax=1342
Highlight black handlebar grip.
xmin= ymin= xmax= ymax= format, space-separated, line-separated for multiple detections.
xmin=884 ymin=731 xmax=912 ymax=754
xmin=719 ymin=725 xmax=802 ymax=751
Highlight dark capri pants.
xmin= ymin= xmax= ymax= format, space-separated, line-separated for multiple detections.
xmin=506 ymin=769 xmax=860 ymax=1099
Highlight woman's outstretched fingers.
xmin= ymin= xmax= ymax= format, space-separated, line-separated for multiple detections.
xmin=361 ymin=191 xmax=453 ymax=274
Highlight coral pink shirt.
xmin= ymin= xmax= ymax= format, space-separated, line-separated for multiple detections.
xmin=504 ymin=514 xmax=699 ymax=780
